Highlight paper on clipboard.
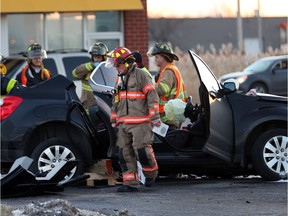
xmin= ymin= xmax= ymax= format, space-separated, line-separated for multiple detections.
xmin=152 ymin=122 xmax=169 ymax=137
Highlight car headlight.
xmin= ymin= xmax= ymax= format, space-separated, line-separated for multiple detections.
xmin=236 ymin=75 xmax=248 ymax=84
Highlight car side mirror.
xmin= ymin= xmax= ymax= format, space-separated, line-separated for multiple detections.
xmin=222 ymin=78 xmax=239 ymax=93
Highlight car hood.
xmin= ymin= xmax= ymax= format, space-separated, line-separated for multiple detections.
xmin=256 ymin=93 xmax=288 ymax=103
xmin=8 ymin=75 xmax=76 ymax=100
xmin=219 ymin=71 xmax=254 ymax=81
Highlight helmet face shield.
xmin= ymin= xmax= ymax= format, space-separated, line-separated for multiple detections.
xmin=105 ymin=57 xmax=115 ymax=68
xmin=27 ymin=43 xmax=47 ymax=59
xmin=28 ymin=49 xmax=47 ymax=59
xmin=146 ymin=46 xmax=156 ymax=57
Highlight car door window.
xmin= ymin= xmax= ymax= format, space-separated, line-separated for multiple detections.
xmin=190 ymin=52 xmax=220 ymax=93
xmin=271 ymin=59 xmax=287 ymax=94
xmin=91 ymin=63 xmax=118 ymax=87
xmin=43 ymin=58 xmax=58 ymax=76
xmin=62 ymin=56 xmax=91 ymax=81
xmin=281 ymin=60 xmax=287 ymax=69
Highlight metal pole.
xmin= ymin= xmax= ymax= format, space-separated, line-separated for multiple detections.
xmin=237 ymin=0 xmax=244 ymax=53
xmin=257 ymin=0 xmax=263 ymax=52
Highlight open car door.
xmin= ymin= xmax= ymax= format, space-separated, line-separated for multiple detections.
xmin=89 ymin=62 xmax=118 ymax=158
xmin=189 ymin=51 xmax=234 ymax=162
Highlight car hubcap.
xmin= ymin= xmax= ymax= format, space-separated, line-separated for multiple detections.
xmin=38 ymin=145 xmax=77 ymax=180
xmin=263 ymin=135 xmax=288 ymax=176
xmin=254 ymin=85 xmax=267 ymax=93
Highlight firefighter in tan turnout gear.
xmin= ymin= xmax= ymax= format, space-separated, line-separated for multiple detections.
xmin=107 ymin=47 xmax=161 ymax=192
xmin=72 ymin=42 xmax=108 ymax=111
xmin=147 ymin=43 xmax=188 ymax=128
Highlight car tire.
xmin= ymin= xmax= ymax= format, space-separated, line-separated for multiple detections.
xmin=30 ymin=138 xmax=85 ymax=182
xmin=252 ymin=128 xmax=287 ymax=181
xmin=250 ymin=83 xmax=268 ymax=93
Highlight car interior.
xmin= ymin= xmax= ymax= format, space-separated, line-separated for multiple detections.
xmin=157 ymin=85 xmax=209 ymax=152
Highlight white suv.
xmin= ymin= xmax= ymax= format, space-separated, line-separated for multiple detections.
xmin=5 ymin=51 xmax=91 ymax=97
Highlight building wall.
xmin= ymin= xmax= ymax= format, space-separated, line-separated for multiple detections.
xmin=124 ymin=0 xmax=149 ymax=67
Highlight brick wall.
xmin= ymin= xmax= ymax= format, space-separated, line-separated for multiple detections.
xmin=123 ymin=0 xmax=149 ymax=68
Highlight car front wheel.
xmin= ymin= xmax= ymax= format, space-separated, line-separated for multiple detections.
xmin=252 ymin=128 xmax=287 ymax=181
xmin=250 ymin=83 xmax=268 ymax=94
xmin=30 ymin=138 xmax=85 ymax=182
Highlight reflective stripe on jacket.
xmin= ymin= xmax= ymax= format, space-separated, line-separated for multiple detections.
xmin=123 ymin=172 xmax=139 ymax=182
xmin=110 ymin=64 xmax=160 ymax=125
xmin=72 ymin=62 xmax=96 ymax=109
xmin=1 ymin=76 xmax=17 ymax=95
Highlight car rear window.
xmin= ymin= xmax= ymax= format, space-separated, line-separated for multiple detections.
xmin=43 ymin=58 xmax=58 ymax=76
xmin=62 ymin=56 xmax=91 ymax=81
xmin=5 ymin=59 xmax=25 ymax=78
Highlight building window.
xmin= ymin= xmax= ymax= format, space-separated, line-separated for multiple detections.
xmin=85 ymin=11 xmax=123 ymax=51
xmin=6 ymin=11 xmax=123 ymax=55
xmin=46 ymin=13 xmax=82 ymax=51
xmin=7 ymin=14 xmax=44 ymax=54
xmin=87 ymin=11 xmax=121 ymax=32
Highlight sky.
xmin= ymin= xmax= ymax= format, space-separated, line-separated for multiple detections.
xmin=147 ymin=0 xmax=288 ymax=18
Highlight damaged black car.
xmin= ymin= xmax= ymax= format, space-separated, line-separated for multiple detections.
xmin=1 ymin=51 xmax=287 ymax=189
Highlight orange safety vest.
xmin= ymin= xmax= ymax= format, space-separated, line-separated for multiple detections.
xmin=21 ymin=65 xmax=51 ymax=86
xmin=156 ymin=63 xmax=187 ymax=113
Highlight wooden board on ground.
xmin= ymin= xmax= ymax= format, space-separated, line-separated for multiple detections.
xmin=85 ymin=159 xmax=122 ymax=186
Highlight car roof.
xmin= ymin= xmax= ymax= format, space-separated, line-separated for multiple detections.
xmin=259 ymin=55 xmax=288 ymax=61
xmin=7 ymin=49 xmax=89 ymax=59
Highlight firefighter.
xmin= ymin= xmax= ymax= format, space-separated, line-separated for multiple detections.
xmin=16 ymin=43 xmax=51 ymax=86
xmin=107 ymin=47 xmax=161 ymax=192
xmin=147 ymin=43 xmax=188 ymax=128
xmin=72 ymin=42 xmax=108 ymax=111
xmin=1 ymin=54 xmax=23 ymax=95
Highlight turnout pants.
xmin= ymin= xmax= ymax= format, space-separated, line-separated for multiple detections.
xmin=117 ymin=122 xmax=158 ymax=187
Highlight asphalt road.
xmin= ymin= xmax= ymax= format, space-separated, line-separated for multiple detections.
xmin=2 ymin=176 xmax=287 ymax=216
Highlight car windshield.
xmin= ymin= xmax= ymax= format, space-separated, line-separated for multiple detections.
xmin=243 ymin=59 xmax=273 ymax=72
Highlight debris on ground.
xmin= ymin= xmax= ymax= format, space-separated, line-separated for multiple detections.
xmin=0 ymin=199 xmax=135 ymax=216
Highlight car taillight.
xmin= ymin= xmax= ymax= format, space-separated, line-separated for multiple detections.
xmin=0 ymin=96 xmax=23 ymax=120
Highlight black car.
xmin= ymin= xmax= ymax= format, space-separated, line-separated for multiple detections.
xmin=219 ymin=55 xmax=287 ymax=96
xmin=1 ymin=51 xmax=287 ymax=181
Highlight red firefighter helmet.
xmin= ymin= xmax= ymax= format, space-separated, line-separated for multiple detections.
xmin=108 ymin=47 xmax=133 ymax=67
